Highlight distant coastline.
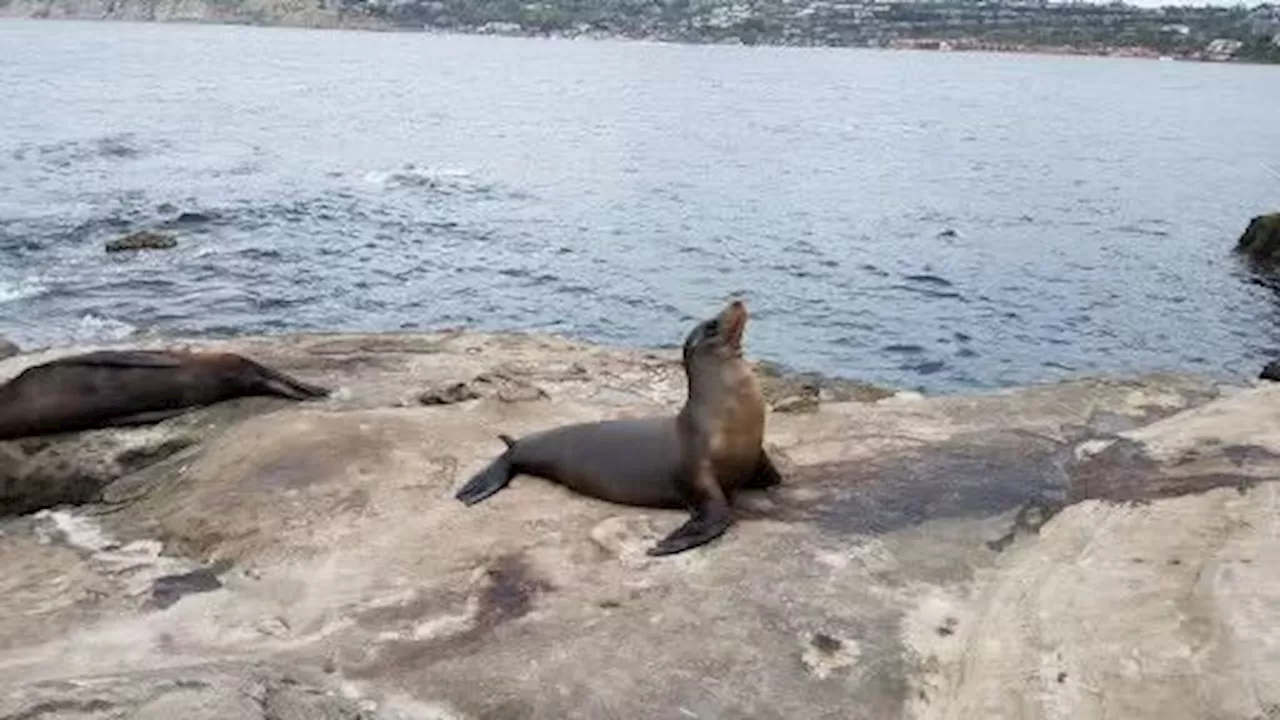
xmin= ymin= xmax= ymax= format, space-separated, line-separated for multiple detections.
xmin=4 ymin=0 xmax=1279 ymax=65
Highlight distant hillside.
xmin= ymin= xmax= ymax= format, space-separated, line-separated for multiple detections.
xmin=0 ymin=0 xmax=389 ymax=29
xmin=2 ymin=0 xmax=1278 ymax=64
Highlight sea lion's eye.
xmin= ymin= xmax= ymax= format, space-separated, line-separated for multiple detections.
xmin=704 ymin=320 xmax=720 ymax=335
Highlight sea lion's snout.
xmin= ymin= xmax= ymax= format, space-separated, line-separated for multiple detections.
xmin=683 ymin=300 xmax=750 ymax=364
xmin=719 ymin=299 xmax=748 ymax=349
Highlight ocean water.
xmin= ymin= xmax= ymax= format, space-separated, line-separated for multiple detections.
xmin=1 ymin=19 xmax=1278 ymax=392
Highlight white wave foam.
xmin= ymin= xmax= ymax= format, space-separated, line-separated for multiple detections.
xmin=361 ymin=164 xmax=477 ymax=191
xmin=0 ymin=277 xmax=48 ymax=304
xmin=67 ymin=313 xmax=138 ymax=344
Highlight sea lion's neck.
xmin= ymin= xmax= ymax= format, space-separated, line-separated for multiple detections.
xmin=684 ymin=355 xmax=748 ymax=407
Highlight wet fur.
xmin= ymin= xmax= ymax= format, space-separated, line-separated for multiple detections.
xmin=0 ymin=350 xmax=329 ymax=440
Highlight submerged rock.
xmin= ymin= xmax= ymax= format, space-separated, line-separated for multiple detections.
xmin=0 ymin=331 xmax=1276 ymax=720
xmin=160 ymin=210 xmax=222 ymax=228
xmin=173 ymin=210 xmax=218 ymax=225
xmin=1235 ymin=212 xmax=1280 ymax=264
xmin=105 ymin=230 xmax=177 ymax=252
xmin=0 ymin=336 xmax=17 ymax=360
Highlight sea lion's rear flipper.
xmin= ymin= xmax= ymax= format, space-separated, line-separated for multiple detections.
xmin=742 ymin=450 xmax=783 ymax=490
xmin=648 ymin=459 xmax=734 ymax=556
xmin=247 ymin=362 xmax=331 ymax=401
xmin=99 ymin=408 xmax=194 ymax=428
xmin=455 ymin=439 xmax=518 ymax=506
xmin=48 ymin=351 xmax=185 ymax=369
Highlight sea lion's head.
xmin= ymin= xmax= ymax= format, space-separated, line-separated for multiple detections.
xmin=682 ymin=299 xmax=748 ymax=367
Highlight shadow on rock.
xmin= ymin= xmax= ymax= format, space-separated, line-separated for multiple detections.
xmin=763 ymin=429 xmax=1280 ymax=548
xmin=147 ymin=560 xmax=234 ymax=611
xmin=1068 ymin=438 xmax=1279 ymax=504
xmin=769 ymin=430 xmax=1071 ymax=538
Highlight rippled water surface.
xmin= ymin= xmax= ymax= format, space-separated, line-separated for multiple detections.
xmin=2 ymin=20 xmax=1279 ymax=391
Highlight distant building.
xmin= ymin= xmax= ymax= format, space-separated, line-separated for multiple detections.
xmin=478 ymin=21 xmax=523 ymax=34
xmin=1159 ymin=23 xmax=1189 ymax=35
xmin=1205 ymin=37 xmax=1244 ymax=60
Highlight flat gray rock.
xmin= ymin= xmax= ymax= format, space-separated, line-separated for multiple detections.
xmin=0 ymin=332 xmax=1274 ymax=720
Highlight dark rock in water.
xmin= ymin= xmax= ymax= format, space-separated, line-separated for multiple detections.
xmin=165 ymin=210 xmax=220 ymax=227
xmin=906 ymin=359 xmax=947 ymax=376
xmin=1259 ymin=360 xmax=1280 ymax=382
xmin=0 ymin=336 xmax=17 ymax=360
xmin=105 ymin=230 xmax=177 ymax=252
xmin=1235 ymin=213 xmax=1280 ymax=264
xmin=938 ymin=228 xmax=959 ymax=238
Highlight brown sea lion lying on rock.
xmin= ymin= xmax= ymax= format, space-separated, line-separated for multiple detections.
xmin=0 ymin=350 xmax=329 ymax=441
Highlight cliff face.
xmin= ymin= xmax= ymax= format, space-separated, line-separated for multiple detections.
xmin=1 ymin=330 xmax=1279 ymax=719
xmin=0 ymin=0 xmax=389 ymax=29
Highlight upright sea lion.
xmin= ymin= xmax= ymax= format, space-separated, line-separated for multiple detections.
xmin=0 ymin=349 xmax=330 ymax=441
xmin=454 ymin=299 xmax=781 ymax=556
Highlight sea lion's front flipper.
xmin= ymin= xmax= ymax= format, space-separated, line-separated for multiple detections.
xmin=647 ymin=459 xmax=733 ymax=556
xmin=742 ymin=450 xmax=783 ymax=490
xmin=48 ymin=351 xmax=184 ymax=369
xmin=247 ymin=361 xmax=331 ymax=400
xmin=99 ymin=408 xmax=194 ymax=428
xmin=455 ymin=439 xmax=518 ymax=506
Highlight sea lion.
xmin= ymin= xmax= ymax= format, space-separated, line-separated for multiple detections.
xmin=0 ymin=349 xmax=330 ymax=441
xmin=454 ymin=299 xmax=781 ymax=556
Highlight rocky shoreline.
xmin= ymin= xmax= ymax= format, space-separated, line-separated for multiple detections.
xmin=3 ymin=10 xmax=1278 ymax=66
xmin=2 ymin=330 xmax=1279 ymax=719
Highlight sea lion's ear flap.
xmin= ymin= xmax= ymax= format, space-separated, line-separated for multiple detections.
xmin=720 ymin=300 xmax=748 ymax=348
xmin=682 ymin=321 xmax=705 ymax=363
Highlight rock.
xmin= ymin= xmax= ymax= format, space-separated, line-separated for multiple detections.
xmin=2 ymin=330 xmax=1278 ymax=720
xmin=174 ymin=211 xmax=218 ymax=224
xmin=0 ymin=664 xmax=377 ymax=720
xmin=1234 ymin=212 xmax=1280 ymax=264
xmin=0 ymin=336 xmax=17 ymax=360
xmin=418 ymin=381 xmax=480 ymax=406
xmin=1261 ymin=359 xmax=1280 ymax=381
xmin=105 ymin=230 xmax=177 ymax=252
xmin=771 ymin=382 xmax=820 ymax=414
xmin=756 ymin=360 xmax=895 ymax=404
xmin=419 ymin=370 xmax=548 ymax=406
xmin=162 ymin=210 xmax=221 ymax=227
xmin=0 ymin=393 xmax=307 ymax=519
xmin=0 ymin=427 xmax=198 ymax=517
